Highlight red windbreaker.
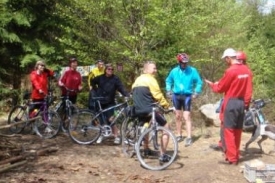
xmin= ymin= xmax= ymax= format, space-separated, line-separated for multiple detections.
xmin=59 ymin=69 xmax=82 ymax=96
xmin=210 ymin=64 xmax=253 ymax=121
xmin=30 ymin=70 xmax=54 ymax=100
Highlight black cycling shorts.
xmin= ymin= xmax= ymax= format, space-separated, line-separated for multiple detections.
xmin=138 ymin=112 xmax=167 ymax=126
xmin=172 ymin=94 xmax=192 ymax=111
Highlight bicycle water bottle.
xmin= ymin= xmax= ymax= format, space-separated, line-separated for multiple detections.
xmin=141 ymin=122 xmax=149 ymax=134
xmin=30 ymin=109 xmax=38 ymax=118
xmin=114 ymin=109 xmax=118 ymax=117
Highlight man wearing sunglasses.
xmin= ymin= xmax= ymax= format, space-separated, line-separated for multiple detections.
xmin=91 ymin=64 xmax=129 ymax=144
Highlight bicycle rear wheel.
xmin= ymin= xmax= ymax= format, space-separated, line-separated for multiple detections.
xmin=68 ymin=110 xmax=101 ymax=145
xmin=34 ymin=110 xmax=61 ymax=139
xmin=121 ymin=117 xmax=139 ymax=157
xmin=7 ymin=105 xmax=28 ymax=134
xmin=135 ymin=126 xmax=178 ymax=171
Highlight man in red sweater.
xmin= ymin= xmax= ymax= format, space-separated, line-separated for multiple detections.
xmin=205 ymin=48 xmax=253 ymax=165
xmin=59 ymin=57 xmax=83 ymax=104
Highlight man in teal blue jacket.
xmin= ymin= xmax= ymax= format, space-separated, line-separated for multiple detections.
xmin=166 ymin=53 xmax=203 ymax=146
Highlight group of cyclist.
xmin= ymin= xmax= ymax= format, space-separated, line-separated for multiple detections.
xmin=29 ymin=48 xmax=252 ymax=165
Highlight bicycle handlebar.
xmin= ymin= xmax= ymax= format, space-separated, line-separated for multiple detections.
xmin=250 ymin=98 xmax=272 ymax=109
xmin=91 ymin=96 xmax=106 ymax=100
xmin=152 ymin=103 xmax=174 ymax=114
xmin=251 ymin=98 xmax=272 ymax=103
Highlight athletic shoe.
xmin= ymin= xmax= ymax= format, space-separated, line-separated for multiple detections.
xmin=159 ymin=154 xmax=171 ymax=163
xmin=45 ymin=126 xmax=52 ymax=133
xmin=218 ymin=160 xmax=238 ymax=165
xmin=185 ymin=137 xmax=193 ymax=147
xmin=209 ymin=144 xmax=223 ymax=151
xmin=124 ymin=139 xmax=135 ymax=146
xmin=96 ymin=135 xmax=104 ymax=144
xmin=176 ymin=136 xmax=184 ymax=142
xmin=114 ymin=137 xmax=121 ymax=144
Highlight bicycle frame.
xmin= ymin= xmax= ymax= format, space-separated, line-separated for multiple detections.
xmin=54 ymin=87 xmax=79 ymax=132
xmin=90 ymin=99 xmax=129 ymax=137
xmin=32 ymin=96 xmax=52 ymax=123
xmin=54 ymin=96 xmax=74 ymax=116
xmin=244 ymin=99 xmax=271 ymax=129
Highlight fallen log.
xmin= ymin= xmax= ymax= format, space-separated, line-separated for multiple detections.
xmin=0 ymin=133 xmax=22 ymax=137
xmin=0 ymin=160 xmax=27 ymax=173
xmin=36 ymin=147 xmax=59 ymax=156
xmin=0 ymin=144 xmax=19 ymax=149
xmin=0 ymin=116 xmax=41 ymax=130
xmin=0 ymin=155 xmax=26 ymax=166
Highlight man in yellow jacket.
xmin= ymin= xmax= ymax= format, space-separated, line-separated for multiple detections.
xmin=88 ymin=60 xmax=105 ymax=90
xmin=132 ymin=61 xmax=171 ymax=162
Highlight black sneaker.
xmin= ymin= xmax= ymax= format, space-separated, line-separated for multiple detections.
xmin=184 ymin=137 xmax=193 ymax=147
xmin=176 ymin=136 xmax=184 ymax=142
xmin=209 ymin=144 xmax=223 ymax=151
xmin=159 ymin=154 xmax=171 ymax=163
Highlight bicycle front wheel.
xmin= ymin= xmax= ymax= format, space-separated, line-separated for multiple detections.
xmin=61 ymin=104 xmax=79 ymax=133
xmin=121 ymin=117 xmax=139 ymax=157
xmin=68 ymin=110 xmax=101 ymax=145
xmin=7 ymin=105 xmax=28 ymax=134
xmin=34 ymin=110 xmax=61 ymax=139
xmin=135 ymin=126 xmax=178 ymax=171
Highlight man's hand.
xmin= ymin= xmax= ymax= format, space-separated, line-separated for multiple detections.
xmin=192 ymin=93 xmax=198 ymax=99
xmin=58 ymin=81 xmax=64 ymax=87
xmin=204 ymin=79 xmax=213 ymax=85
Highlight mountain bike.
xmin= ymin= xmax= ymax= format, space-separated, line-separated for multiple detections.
xmin=243 ymin=98 xmax=271 ymax=130
xmin=52 ymin=86 xmax=79 ymax=133
xmin=243 ymin=98 xmax=273 ymax=151
xmin=8 ymin=94 xmax=62 ymax=139
xmin=68 ymin=96 xmax=130 ymax=145
xmin=121 ymin=103 xmax=178 ymax=171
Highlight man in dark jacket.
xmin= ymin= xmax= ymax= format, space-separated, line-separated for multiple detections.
xmin=91 ymin=63 xmax=129 ymax=144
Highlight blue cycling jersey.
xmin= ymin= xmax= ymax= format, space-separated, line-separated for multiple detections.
xmin=165 ymin=65 xmax=203 ymax=95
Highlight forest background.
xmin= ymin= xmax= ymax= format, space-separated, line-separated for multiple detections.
xmin=1 ymin=0 xmax=275 ymax=122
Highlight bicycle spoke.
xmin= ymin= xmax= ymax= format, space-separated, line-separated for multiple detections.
xmin=34 ymin=110 xmax=61 ymax=139
xmin=8 ymin=106 xmax=28 ymax=134
xmin=135 ymin=126 xmax=178 ymax=171
xmin=121 ymin=117 xmax=139 ymax=157
xmin=68 ymin=110 xmax=101 ymax=145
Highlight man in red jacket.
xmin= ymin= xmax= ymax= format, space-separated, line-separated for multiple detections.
xmin=59 ymin=57 xmax=83 ymax=104
xmin=205 ymin=48 xmax=253 ymax=165
xmin=30 ymin=60 xmax=54 ymax=115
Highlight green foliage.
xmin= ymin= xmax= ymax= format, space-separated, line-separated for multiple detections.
xmin=1 ymin=0 xmax=275 ymax=109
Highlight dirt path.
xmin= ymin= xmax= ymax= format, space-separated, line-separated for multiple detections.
xmin=1 ymin=125 xmax=275 ymax=183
